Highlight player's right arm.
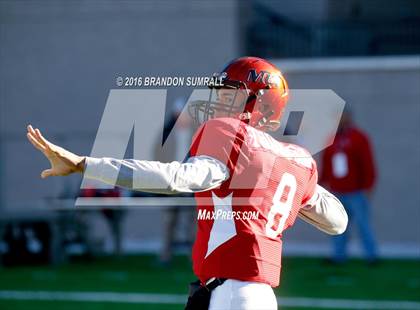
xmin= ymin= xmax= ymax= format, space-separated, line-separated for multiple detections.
xmin=26 ymin=124 xmax=230 ymax=194
xmin=83 ymin=156 xmax=229 ymax=194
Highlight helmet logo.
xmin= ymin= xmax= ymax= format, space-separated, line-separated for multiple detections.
xmin=247 ymin=69 xmax=281 ymax=88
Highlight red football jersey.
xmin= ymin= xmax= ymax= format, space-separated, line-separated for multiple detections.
xmin=190 ymin=118 xmax=317 ymax=287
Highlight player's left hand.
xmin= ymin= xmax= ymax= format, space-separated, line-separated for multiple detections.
xmin=26 ymin=125 xmax=85 ymax=178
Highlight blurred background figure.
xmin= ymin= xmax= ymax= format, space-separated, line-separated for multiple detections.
xmin=155 ymin=97 xmax=195 ymax=265
xmin=320 ymin=108 xmax=378 ymax=264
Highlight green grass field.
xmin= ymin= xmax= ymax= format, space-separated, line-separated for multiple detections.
xmin=0 ymin=255 xmax=419 ymax=309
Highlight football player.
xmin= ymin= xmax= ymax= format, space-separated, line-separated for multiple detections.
xmin=27 ymin=57 xmax=348 ymax=310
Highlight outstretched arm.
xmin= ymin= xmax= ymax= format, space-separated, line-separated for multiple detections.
xmin=26 ymin=125 xmax=229 ymax=194
xmin=83 ymin=156 xmax=229 ymax=194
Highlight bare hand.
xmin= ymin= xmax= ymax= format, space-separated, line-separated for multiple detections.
xmin=26 ymin=125 xmax=85 ymax=178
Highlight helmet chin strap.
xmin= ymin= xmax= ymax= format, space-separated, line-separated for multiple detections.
xmin=236 ymin=94 xmax=257 ymax=124
xmin=236 ymin=93 xmax=277 ymax=131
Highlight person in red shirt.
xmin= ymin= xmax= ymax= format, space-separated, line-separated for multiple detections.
xmin=321 ymin=109 xmax=378 ymax=264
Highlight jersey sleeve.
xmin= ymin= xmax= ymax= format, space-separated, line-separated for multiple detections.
xmin=189 ymin=118 xmax=249 ymax=177
xmin=84 ymin=155 xmax=229 ymax=194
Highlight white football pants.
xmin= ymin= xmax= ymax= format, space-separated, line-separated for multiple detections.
xmin=209 ymin=279 xmax=278 ymax=310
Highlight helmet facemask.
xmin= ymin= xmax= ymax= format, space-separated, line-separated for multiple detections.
xmin=188 ymin=86 xmax=251 ymax=125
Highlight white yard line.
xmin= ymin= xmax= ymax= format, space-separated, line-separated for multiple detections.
xmin=0 ymin=291 xmax=185 ymax=304
xmin=0 ymin=290 xmax=419 ymax=309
